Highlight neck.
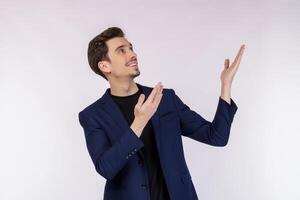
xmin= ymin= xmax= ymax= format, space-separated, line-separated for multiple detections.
xmin=109 ymin=80 xmax=139 ymax=97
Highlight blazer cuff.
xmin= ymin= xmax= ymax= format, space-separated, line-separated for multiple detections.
xmin=120 ymin=128 xmax=145 ymax=160
xmin=218 ymin=96 xmax=238 ymax=124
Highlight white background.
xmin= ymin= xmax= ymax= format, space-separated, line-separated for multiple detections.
xmin=1 ymin=0 xmax=299 ymax=199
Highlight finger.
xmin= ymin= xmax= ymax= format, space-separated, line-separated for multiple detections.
xmin=224 ymin=59 xmax=230 ymax=69
xmin=153 ymin=93 xmax=163 ymax=110
xmin=232 ymin=44 xmax=245 ymax=67
xmin=147 ymin=82 xmax=162 ymax=103
xmin=136 ymin=94 xmax=145 ymax=108
xmin=150 ymin=83 xmax=162 ymax=103
xmin=230 ymin=45 xmax=245 ymax=74
xmin=152 ymin=85 xmax=163 ymax=103
xmin=235 ymin=44 xmax=245 ymax=65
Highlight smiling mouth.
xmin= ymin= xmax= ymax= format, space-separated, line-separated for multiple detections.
xmin=127 ymin=60 xmax=138 ymax=67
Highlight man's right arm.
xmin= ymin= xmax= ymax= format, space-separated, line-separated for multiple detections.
xmin=78 ymin=111 xmax=145 ymax=181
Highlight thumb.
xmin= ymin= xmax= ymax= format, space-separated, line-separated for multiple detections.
xmin=224 ymin=59 xmax=230 ymax=69
xmin=136 ymin=94 xmax=145 ymax=108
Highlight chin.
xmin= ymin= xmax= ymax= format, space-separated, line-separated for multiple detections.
xmin=131 ymin=72 xmax=140 ymax=78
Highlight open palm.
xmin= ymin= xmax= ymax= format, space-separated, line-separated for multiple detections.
xmin=220 ymin=44 xmax=245 ymax=85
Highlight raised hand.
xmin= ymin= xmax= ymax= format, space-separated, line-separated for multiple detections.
xmin=130 ymin=82 xmax=163 ymax=137
xmin=220 ymin=44 xmax=245 ymax=86
xmin=134 ymin=81 xmax=163 ymax=121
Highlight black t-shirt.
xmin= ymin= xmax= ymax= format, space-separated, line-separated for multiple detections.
xmin=110 ymin=84 xmax=170 ymax=200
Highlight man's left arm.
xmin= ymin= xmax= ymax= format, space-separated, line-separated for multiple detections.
xmin=170 ymin=88 xmax=238 ymax=147
xmin=171 ymin=44 xmax=245 ymax=146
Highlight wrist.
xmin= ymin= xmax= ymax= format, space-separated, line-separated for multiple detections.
xmin=220 ymin=84 xmax=232 ymax=104
xmin=130 ymin=118 xmax=147 ymax=137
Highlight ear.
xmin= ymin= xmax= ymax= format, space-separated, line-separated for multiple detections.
xmin=98 ymin=61 xmax=111 ymax=74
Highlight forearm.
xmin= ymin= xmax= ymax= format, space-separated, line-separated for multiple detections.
xmin=93 ymin=128 xmax=144 ymax=180
xmin=220 ymin=84 xmax=232 ymax=104
xmin=79 ymin=112 xmax=144 ymax=181
xmin=170 ymin=88 xmax=238 ymax=147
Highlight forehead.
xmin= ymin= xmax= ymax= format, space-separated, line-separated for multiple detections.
xmin=106 ymin=37 xmax=131 ymax=51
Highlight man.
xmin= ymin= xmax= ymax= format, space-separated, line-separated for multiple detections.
xmin=78 ymin=27 xmax=245 ymax=200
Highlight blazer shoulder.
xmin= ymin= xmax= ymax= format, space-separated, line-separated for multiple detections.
xmin=163 ymin=87 xmax=175 ymax=96
xmin=78 ymin=98 xmax=102 ymax=120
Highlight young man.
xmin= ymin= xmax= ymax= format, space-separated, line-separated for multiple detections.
xmin=78 ymin=27 xmax=245 ymax=200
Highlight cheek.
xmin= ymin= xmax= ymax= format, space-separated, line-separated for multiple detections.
xmin=112 ymin=56 xmax=126 ymax=66
xmin=111 ymin=62 xmax=127 ymax=75
xmin=109 ymin=55 xmax=128 ymax=71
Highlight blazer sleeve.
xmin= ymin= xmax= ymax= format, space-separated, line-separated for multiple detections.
xmin=78 ymin=111 xmax=144 ymax=180
xmin=170 ymin=89 xmax=238 ymax=147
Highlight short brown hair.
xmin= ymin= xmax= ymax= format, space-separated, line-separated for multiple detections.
xmin=87 ymin=27 xmax=125 ymax=80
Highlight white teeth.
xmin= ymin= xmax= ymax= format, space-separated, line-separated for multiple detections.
xmin=128 ymin=62 xmax=137 ymax=67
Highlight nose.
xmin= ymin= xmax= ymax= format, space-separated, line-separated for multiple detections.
xmin=129 ymin=51 xmax=137 ymax=61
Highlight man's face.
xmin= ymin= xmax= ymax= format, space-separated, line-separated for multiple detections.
xmin=102 ymin=37 xmax=140 ymax=80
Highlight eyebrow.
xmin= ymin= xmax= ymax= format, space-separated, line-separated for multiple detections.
xmin=114 ymin=43 xmax=133 ymax=52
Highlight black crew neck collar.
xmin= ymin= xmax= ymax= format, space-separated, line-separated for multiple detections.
xmin=110 ymin=84 xmax=141 ymax=98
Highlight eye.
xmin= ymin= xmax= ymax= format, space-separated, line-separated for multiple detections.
xmin=120 ymin=48 xmax=125 ymax=53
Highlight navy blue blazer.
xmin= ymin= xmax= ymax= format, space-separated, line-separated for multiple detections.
xmin=78 ymin=82 xmax=238 ymax=200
